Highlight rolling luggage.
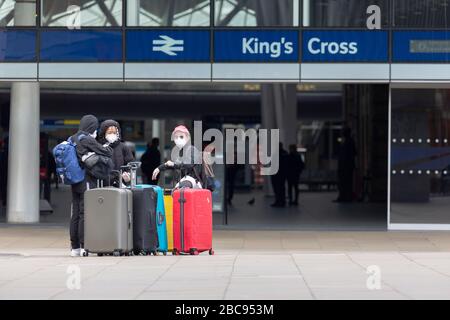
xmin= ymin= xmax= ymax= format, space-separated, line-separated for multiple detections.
xmin=172 ymin=188 xmax=214 ymax=256
xmin=124 ymin=163 xmax=159 ymax=256
xmin=136 ymin=185 xmax=168 ymax=255
xmin=131 ymin=187 xmax=158 ymax=255
xmin=84 ymin=182 xmax=133 ymax=257
xmin=163 ymin=190 xmax=174 ymax=252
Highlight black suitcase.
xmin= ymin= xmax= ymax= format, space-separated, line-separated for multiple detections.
xmin=132 ymin=187 xmax=159 ymax=255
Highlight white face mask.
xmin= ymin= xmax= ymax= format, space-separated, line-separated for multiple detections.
xmin=106 ymin=133 xmax=118 ymax=144
xmin=174 ymin=137 xmax=187 ymax=149
xmin=90 ymin=130 xmax=97 ymax=139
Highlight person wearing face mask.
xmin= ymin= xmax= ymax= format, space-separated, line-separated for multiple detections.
xmin=98 ymin=120 xmax=135 ymax=187
xmin=152 ymin=125 xmax=203 ymax=188
xmin=70 ymin=115 xmax=113 ymax=257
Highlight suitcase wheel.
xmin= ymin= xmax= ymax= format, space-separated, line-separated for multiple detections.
xmin=113 ymin=251 xmax=121 ymax=257
xmin=209 ymin=249 xmax=214 ymax=256
xmin=83 ymin=250 xmax=89 ymax=257
xmin=190 ymin=249 xmax=199 ymax=256
xmin=172 ymin=249 xmax=179 ymax=256
xmin=163 ymin=252 xmax=167 ymax=256
xmin=97 ymin=253 xmax=103 ymax=257
xmin=152 ymin=251 xmax=158 ymax=256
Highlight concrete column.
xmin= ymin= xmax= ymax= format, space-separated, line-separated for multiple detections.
xmin=261 ymin=84 xmax=298 ymax=195
xmin=127 ymin=0 xmax=140 ymax=26
xmin=302 ymin=0 xmax=310 ymax=27
xmin=7 ymin=0 xmax=39 ymax=223
xmin=14 ymin=0 xmax=36 ymax=26
xmin=159 ymin=119 xmax=166 ymax=163
xmin=7 ymin=83 xmax=40 ymax=223
xmin=262 ymin=84 xmax=298 ymax=147
xmin=152 ymin=119 xmax=160 ymax=138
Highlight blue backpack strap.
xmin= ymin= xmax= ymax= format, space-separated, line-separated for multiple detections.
xmin=70 ymin=133 xmax=87 ymax=146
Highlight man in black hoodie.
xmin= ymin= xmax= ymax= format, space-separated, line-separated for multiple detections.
xmin=70 ymin=115 xmax=113 ymax=257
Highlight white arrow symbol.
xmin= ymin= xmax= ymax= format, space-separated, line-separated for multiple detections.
xmin=152 ymin=35 xmax=184 ymax=56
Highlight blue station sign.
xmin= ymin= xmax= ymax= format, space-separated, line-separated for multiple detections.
xmin=0 ymin=30 xmax=36 ymax=62
xmin=40 ymin=30 xmax=122 ymax=62
xmin=302 ymin=30 xmax=388 ymax=62
xmin=393 ymin=31 xmax=450 ymax=62
xmin=214 ymin=30 xmax=299 ymax=62
xmin=126 ymin=30 xmax=210 ymax=62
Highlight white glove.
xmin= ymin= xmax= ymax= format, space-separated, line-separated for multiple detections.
xmin=152 ymin=168 xmax=160 ymax=181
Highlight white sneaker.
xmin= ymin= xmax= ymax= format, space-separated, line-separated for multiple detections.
xmin=79 ymin=249 xmax=87 ymax=257
xmin=71 ymin=248 xmax=81 ymax=257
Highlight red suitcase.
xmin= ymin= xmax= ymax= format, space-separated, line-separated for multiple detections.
xmin=172 ymin=188 xmax=214 ymax=256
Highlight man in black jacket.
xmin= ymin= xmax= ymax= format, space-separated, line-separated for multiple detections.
xmin=271 ymin=143 xmax=289 ymax=207
xmin=70 ymin=115 xmax=113 ymax=257
xmin=140 ymin=138 xmax=161 ymax=185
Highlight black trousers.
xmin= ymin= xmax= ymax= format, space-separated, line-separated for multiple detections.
xmin=287 ymin=177 xmax=300 ymax=204
xmin=70 ymin=176 xmax=96 ymax=249
xmin=226 ymin=170 xmax=238 ymax=202
xmin=338 ymin=169 xmax=354 ymax=201
xmin=271 ymin=176 xmax=286 ymax=205
xmin=70 ymin=188 xmax=84 ymax=249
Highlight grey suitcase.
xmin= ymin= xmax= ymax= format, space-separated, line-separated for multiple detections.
xmin=84 ymin=187 xmax=133 ymax=257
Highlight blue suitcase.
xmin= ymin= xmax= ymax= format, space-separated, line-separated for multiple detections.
xmin=136 ymin=185 xmax=168 ymax=254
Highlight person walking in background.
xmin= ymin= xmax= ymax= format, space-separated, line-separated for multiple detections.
xmin=286 ymin=144 xmax=305 ymax=206
xmin=141 ymin=138 xmax=161 ymax=185
xmin=226 ymin=148 xmax=243 ymax=206
xmin=335 ymin=127 xmax=357 ymax=203
xmin=271 ymin=143 xmax=288 ymax=207
xmin=97 ymin=120 xmax=134 ymax=187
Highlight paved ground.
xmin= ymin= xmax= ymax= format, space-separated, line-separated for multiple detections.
xmin=1 ymin=225 xmax=450 ymax=300
xmin=1 ymin=186 xmax=387 ymax=230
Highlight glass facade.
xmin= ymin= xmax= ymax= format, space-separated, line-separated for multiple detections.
xmin=0 ymin=0 xmax=36 ymax=26
xmin=215 ymin=0 xmax=299 ymax=27
xmin=0 ymin=0 xmax=448 ymax=28
xmin=391 ymin=89 xmax=450 ymax=225
xmin=127 ymin=0 xmax=210 ymax=27
xmin=303 ymin=0 xmax=389 ymax=28
xmin=393 ymin=0 xmax=450 ymax=28
xmin=41 ymin=0 xmax=123 ymax=27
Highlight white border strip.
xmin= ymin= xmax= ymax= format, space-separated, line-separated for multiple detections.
xmin=125 ymin=63 xmax=211 ymax=80
xmin=389 ymin=224 xmax=450 ymax=231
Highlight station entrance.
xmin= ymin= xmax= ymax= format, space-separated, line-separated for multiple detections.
xmin=0 ymin=82 xmax=389 ymax=230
